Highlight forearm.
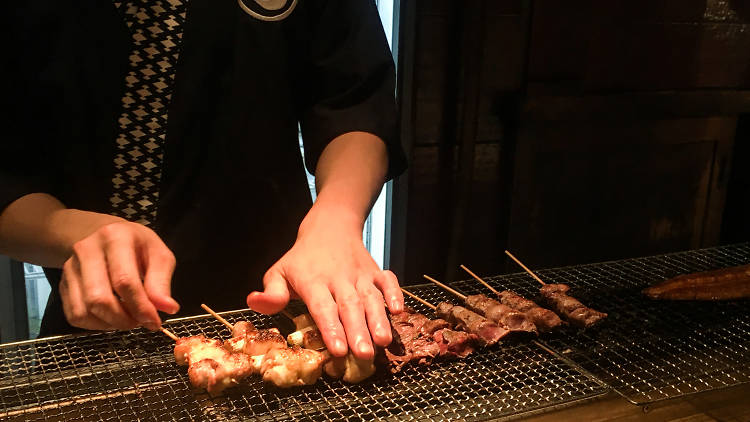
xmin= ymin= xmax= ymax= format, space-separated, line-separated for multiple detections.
xmin=0 ymin=193 xmax=124 ymax=268
xmin=304 ymin=131 xmax=388 ymax=234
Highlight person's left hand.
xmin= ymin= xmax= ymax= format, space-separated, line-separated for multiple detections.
xmin=246 ymin=205 xmax=403 ymax=359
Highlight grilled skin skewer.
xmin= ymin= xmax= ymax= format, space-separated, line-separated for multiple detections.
xmin=642 ymin=264 xmax=750 ymax=300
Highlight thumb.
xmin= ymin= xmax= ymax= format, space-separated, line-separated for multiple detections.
xmin=247 ymin=267 xmax=291 ymax=314
xmin=143 ymin=250 xmax=180 ymax=315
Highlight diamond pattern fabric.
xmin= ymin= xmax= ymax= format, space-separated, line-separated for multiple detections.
xmin=110 ymin=1 xmax=187 ymax=225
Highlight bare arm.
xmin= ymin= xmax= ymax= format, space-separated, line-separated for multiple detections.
xmin=0 ymin=193 xmax=179 ymax=332
xmin=0 ymin=193 xmax=123 ymax=267
xmin=248 ymin=131 xmax=404 ymax=359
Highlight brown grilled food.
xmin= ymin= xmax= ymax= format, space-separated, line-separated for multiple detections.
xmin=497 ymin=290 xmax=564 ymax=333
xmin=464 ymin=294 xmax=538 ymax=336
xmin=642 ymin=264 xmax=750 ymax=300
xmin=539 ymin=284 xmax=607 ymax=329
xmin=385 ymin=308 xmax=477 ymax=373
xmin=435 ymin=302 xmax=509 ymax=346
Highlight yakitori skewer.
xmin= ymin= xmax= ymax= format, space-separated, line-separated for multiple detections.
xmin=460 ymin=264 xmax=563 ymax=333
xmin=423 ymin=274 xmax=536 ymax=335
xmin=504 ymin=250 xmax=607 ymax=328
xmin=504 ymin=251 xmax=546 ymax=285
xmin=201 ymin=303 xmax=233 ymax=331
xmin=401 ymin=285 xmax=508 ymax=346
xmin=401 ymin=288 xmax=436 ymax=310
xmin=161 ymin=327 xmax=179 ymax=341
xmin=188 ymin=305 xmax=327 ymax=388
xmin=460 ymin=264 xmax=499 ymax=294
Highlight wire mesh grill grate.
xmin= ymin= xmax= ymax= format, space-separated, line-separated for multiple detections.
xmin=0 ymin=289 xmax=607 ymax=421
xmin=450 ymin=243 xmax=750 ymax=405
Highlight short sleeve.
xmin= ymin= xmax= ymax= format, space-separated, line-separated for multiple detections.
xmin=298 ymin=0 xmax=407 ymax=180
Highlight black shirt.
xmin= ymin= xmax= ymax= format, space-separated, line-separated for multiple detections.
xmin=3 ymin=0 xmax=406 ymax=336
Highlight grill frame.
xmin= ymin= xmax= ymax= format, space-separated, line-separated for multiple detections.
xmin=3 ymin=243 xmax=747 ymax=420
xmin=0 ymin=298 xmax=607 ymax=421
xmin=448 ymin=243 xmax=750 ymax=406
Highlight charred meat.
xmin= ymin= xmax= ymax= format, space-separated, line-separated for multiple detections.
xmin=464 ymin=294 xmax=537 ymax=336
xmin=435 ymin=302 xmax=509 ymax=346
xmin=497 ymin=290 xmax=564 ymax=332
xmin=539 ymin=284 xmax=606 ymax=328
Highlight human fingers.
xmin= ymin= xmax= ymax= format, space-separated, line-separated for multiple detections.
xmin=247 ymin=266 xmax=291 ymax=315
xmin=356 ymin=277 xmax=392 ymax=347
xmin=374 ymin=270 xmax=404 ymax=314
xmin=105 ymin=235 xmax=162 ymax=330
xmin=141 ymin=235 xmax=179 ymax=315
xmin=331 ymin=280 xmax=374 ymax=360
xmin=73 ymin=236 xmax=140 ymax=330
xmin=59 ymin=261 xmax=111 ymax=331
xmin=297 ymin=282 xmax=348 ymax=357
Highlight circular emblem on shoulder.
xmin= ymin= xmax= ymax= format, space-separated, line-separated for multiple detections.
xmin=238 ymin=0 xmax=298 ymax=21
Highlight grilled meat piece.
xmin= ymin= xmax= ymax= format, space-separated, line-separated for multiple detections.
xmin=174 ymin=336 xmax=224 ymax=365
xmin=539 ymin=284 xmax=606 ymax=328
xmin=497 ymin=290 xmax=564 ymax=332
xmin=642 ymin=264 xmax=750 ymax=300
xmin=231 ymin=321 xmax=256 ymax=338
xmin=464 ymin=294 xmax=537 ymax=335
xmin=324 ymin=353 xmax=376 ymax=384
xmin=225 ymin=328 xmax=286 ymax=355
xmin=435 ymin=302 xmax=509 ymax=346
xmin=433 ymin=328 xmax=475 ymax=358
xmin=385 ymin=308 xmax=471 ymax=373
xmin=421 ymin=318 xmax=451 ymax=335
xmin=286 ymin=312 xmax=376 ymax=383
xmin=174 ymin=335 xmax=254 ymax=394
xmin=260 ymin=347 xmax=327 ymax=388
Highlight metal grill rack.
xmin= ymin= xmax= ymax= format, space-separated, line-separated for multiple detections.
xmin=0 ymin=291 xmax=606 ymax=421
xmin=450 ymin=243 xmax=750 ymax=405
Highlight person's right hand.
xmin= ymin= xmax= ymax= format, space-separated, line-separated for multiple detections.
xmin=59 ymin=221 xmax=180 ymax=331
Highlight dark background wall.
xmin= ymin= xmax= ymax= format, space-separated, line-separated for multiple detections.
xmin=391 ymin=0 xmax=750 ymax=285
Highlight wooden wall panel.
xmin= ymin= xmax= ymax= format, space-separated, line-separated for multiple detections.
xmin=395 ymin=0 xmax=750 ymax=283
xmin=527 ymin=0 xmax=750 ymax=92
xmin=508 ymin=118 xmax=737 ymax=268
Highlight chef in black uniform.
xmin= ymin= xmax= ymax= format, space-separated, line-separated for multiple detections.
xmin=0 ymin=0 xmax=407 ymax=360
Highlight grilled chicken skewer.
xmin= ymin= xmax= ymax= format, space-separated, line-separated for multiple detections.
xmin=285 ymin=311 xmax=376 ymax=384
xmin=401 ymin=287 xmax=508 ymax=346
xmin=460 ymin=265 xmax=564 ymax=333
xmin=161 ymin=327 xmax=255 ymax=394
xmin=199 ymin=305 xmax=326 ymax=388
xmin=505 ymin=251 xmax=607 ymax=328
xmin=423 ymin=275 xmax=537 ymax=336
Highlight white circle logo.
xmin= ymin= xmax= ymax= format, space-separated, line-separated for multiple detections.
xmin=238 ymin=0 xmax=298 ymax=21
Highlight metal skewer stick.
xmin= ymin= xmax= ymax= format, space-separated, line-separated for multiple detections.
xmin=201 ymin=303 xmax=234 ymax=331
xmin=160 ymin=327 xmax=179 ymax=341
xmin=504 ymin=250 xmax=546 ymax=285
xmin=422 ymin=274 xmax=467 ymax=300
xmin=460 ymin=264 xmax=500 ymax=295
xmin=400 ymin=288 xmax=436 ymax=310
